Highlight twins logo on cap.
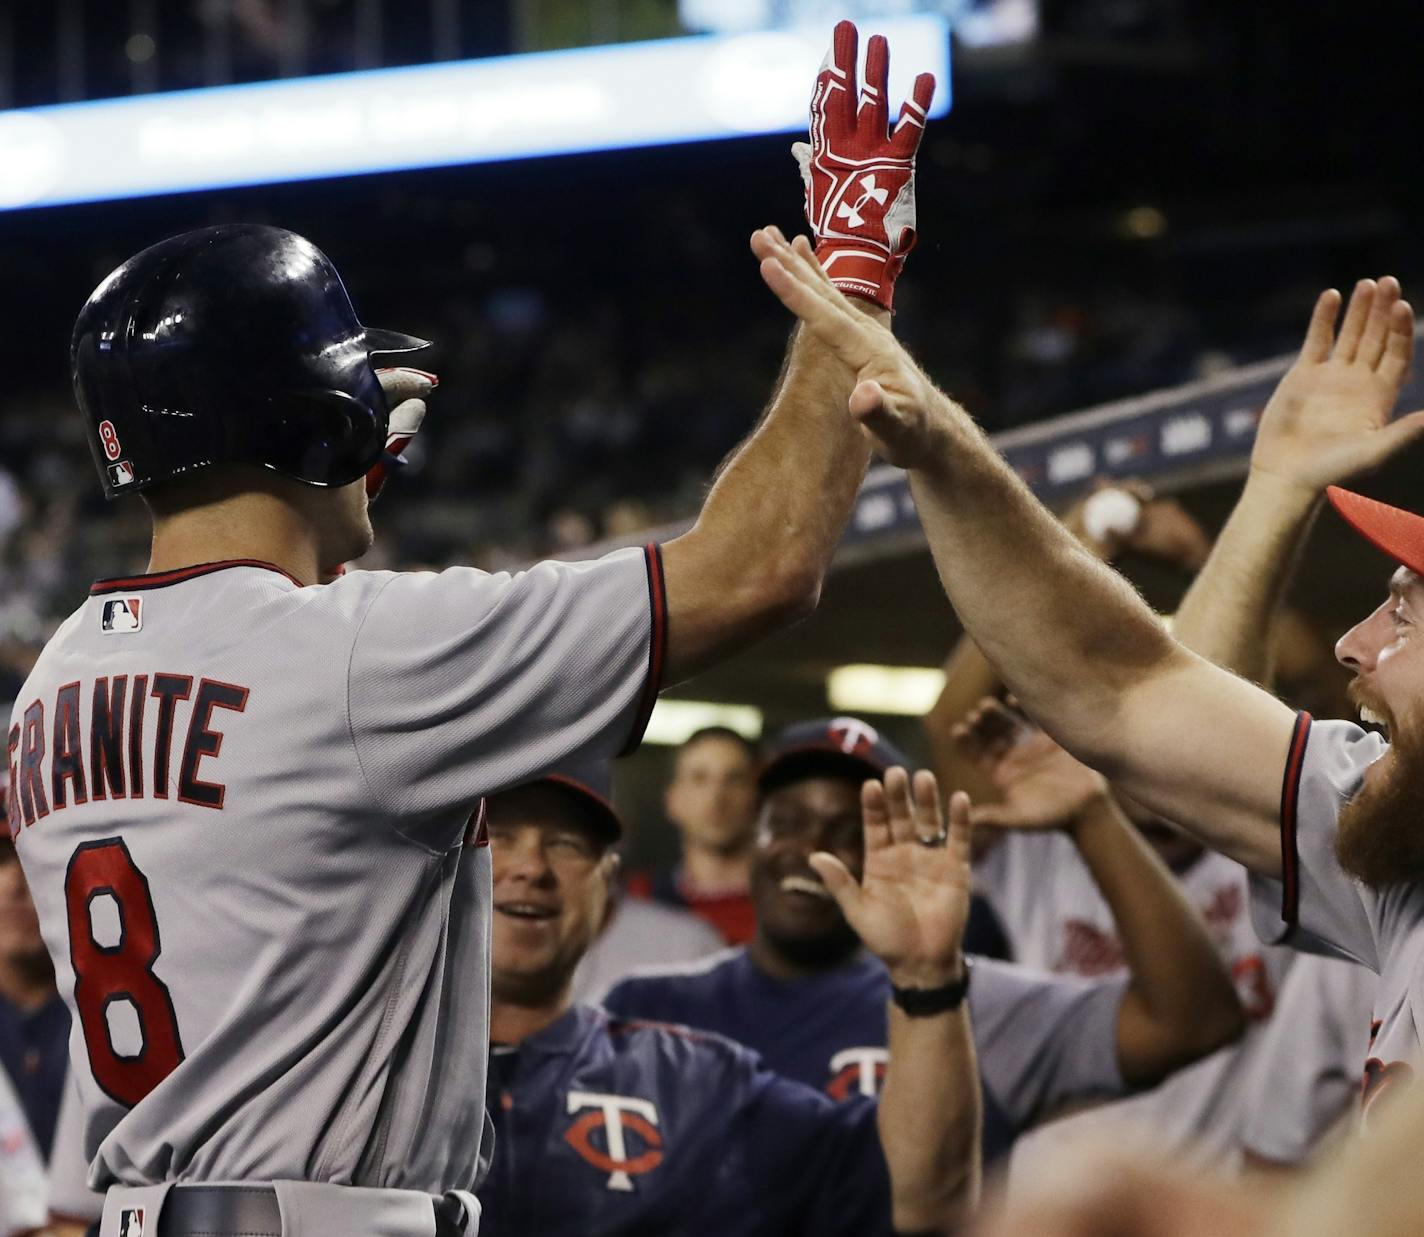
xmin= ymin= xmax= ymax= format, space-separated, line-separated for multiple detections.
xmin=828 ymin=717 xmax=879 ymax=756
xmin=101 ymin=598 xmax=143 ymax=633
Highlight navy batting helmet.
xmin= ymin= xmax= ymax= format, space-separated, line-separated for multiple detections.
xmin=72 ymin=223 xmax=429 ymax=499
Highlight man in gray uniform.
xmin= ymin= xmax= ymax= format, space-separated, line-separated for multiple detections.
xmin=753 ymin=233 xmax=1424 ymax=1113
xmin=12 ymin=31 xmax=935 ymax=1231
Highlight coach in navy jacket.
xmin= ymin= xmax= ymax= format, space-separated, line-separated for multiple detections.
xmin=477 ymin=757 xmax=980 ymax=1236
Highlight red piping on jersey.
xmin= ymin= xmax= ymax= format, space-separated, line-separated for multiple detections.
xmin=1278 ymin=710 xmax=1312 ymax=927
xmin=91 ymin=559 xmax=304 ymax=594
xmin=621 ymin=543 xmax=667 ymax=757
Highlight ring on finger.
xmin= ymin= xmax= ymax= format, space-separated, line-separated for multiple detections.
xmin=917 ymin=831 xmax=949 ymax=848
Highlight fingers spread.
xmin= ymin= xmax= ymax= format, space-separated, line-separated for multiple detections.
xmin=882 ymin=766 xmax=916 ymax=844
xmin=861 ymin=34 xmax=890 ymax=135
xmin=1380 ymin=299 xmax=1415 ymax=384
xmin=1359 ymin=275 xmax=1401 ymax=370
xmin=808 ymin=851 xmax=860 ymax=914
xmin=830 ymin=20 xmax=859 ymax=127
xmin=1300 ymin=289 xmax=1341 ymax=364
xmin=861 ymin=778 xmax=892 ymax=853
xmin=1333 ymin=278 xmax=1377 ymax=362
xmin=891 ymin=72 xmax=935 ymax=154
xmin=946 ymin=790 xmax=973 ymax=860
xmin=912 ymin=769 xmax=944 ymax=842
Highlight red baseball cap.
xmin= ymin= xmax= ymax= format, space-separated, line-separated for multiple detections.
xmin=1328 ymin=486 xmax=1424 ymax=577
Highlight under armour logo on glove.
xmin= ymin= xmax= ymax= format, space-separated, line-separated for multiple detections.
xmin=792 ymin=21 xmax=935 ymax=311
xmin=837 ymin=175 xmax=890 ymax=228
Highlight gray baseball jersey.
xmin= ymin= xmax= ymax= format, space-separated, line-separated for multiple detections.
xmin=978 ymin=830 xmax=1293 ymax=1167
xmin=6 ymin=549 xmax=665 ymax=1198
xmin=1250 ymin=714 xmax=1422 ymax=1121
xmin=1238 ymin=952 xmax=1376 ymax=1165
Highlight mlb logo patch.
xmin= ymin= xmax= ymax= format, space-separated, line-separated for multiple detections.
xmin=101 ymin=598 xmax=142 ymax=633
xmin=108 ymin=460 xmax=135 ymax=487
xmin=118 ymin=1207 xmax=145 ymax=1237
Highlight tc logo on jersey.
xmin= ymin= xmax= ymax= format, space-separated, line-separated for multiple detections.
xmin=101 ymin=598 xmax=143 ymax=633
xmin=564 ymin=1091 xmax=663 ymax=1191
xmin=826 ymin=1046 xmax=888 ymax=1100
xmin=118 ymin=1207 xmax=145 ymax=1237
xmin=828 ymin=717 xmax=879 ymax=756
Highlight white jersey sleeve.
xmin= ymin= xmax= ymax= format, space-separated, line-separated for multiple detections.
xmin=46 ymin=1073 xmax=104 ymax=1225
xmin=969 ymin=957 xmax=1128 ymax=1129
xmin=1238 ymin=953 xmax=1375 ymax=1165
xmin=347 ymin=545 xmax=665 ymax=823
xmin=1249 ymin=715 xmax=1390 ymax=967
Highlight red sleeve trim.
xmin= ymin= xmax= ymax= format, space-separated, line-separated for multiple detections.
xmin=620 ymin=543 xmax=667 ymax=756
xmin=1278 ymin=710 xmax=1313 ymax=927
xmin=91 ymin=558 xmax=303 ymax=593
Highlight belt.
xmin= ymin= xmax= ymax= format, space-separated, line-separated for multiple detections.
xmin=156 ymin=1185 xmax=469 ymax=1236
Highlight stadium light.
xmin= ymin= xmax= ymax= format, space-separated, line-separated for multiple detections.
xmin=0 ymin=15 xmax=950 ymax=212
xmin=643 ymin=700 xmax=764 ymax=746
xmin=826 ymin=664 xmax=946 ymax=716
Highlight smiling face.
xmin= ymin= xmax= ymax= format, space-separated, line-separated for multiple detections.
xmin=488 ymin=785 xmax=616 ymax=1007
xmin=1333 ymin=568 xmax=1424 ymax=886
xmin=750 ymin=775 xmax=866 ymax=970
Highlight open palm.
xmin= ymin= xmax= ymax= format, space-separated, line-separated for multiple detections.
xmin=808 ymin=767 xmax=970 ymax=986
xmin=1252 ymin=277 xmax=1421 ymax=493
xmin=952 ymin=697 xmax=1107 ymax=831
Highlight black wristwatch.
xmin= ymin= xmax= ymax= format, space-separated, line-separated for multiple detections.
xmin=891 ymin=956 xmax=972 ymax=1016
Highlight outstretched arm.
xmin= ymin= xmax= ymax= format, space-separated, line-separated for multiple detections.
xmin=812 ymin=769 xmax=980 ymax=1232
xmin=660 ymin=23 xmax=935 ymax=683
xmin=751 ymin=229 xmax=1295 ymax=875
xmin=956 ymin=701 xmax=1244 ymax=1086
xmin=1172 ymin=277 xmax=1420 ymax=682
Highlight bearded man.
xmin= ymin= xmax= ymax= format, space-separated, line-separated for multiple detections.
xmin=749 ymin=233 xmax=1424 ymax=1113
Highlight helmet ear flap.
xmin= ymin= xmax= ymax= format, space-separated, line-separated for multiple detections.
xmin=262 ymin=388 xmax=386 ymax=488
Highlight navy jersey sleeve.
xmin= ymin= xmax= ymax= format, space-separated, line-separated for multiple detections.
xmin=740 ymin=1069 xmax=891 ymax=1237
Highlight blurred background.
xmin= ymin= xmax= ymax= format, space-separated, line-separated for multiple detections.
xmin=2 ymin=0 xmax=1423 ymax=869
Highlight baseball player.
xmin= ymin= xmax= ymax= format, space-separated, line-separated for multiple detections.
xmin=479 ymin=755 xmax=977 ymax=1235
xmin=10 ymin=23 xmax=937 ymax=1236
xmin=753 ymin=231 xmax=1424 ymax=1099
xmin=954 ymin=700 xmax=1295 ymax=1172
xmin=1238 ymin=952 xmax=1377 ymax=1168
xmin=605 ymin=717 xmax=1242 ymax=1164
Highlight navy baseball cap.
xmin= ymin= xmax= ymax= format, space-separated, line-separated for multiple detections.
xmin=759 ymin=717 xmax=913 ymax=794
xmin=537 ymin=758 xmax=623 ymax=844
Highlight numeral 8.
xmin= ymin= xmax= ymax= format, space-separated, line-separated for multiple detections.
xmin=65 ymin=839 xmax=184 ymax=1107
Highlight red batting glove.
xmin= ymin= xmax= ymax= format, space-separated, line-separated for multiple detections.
xmin=792 ymin=21 xmax=935 ymax=312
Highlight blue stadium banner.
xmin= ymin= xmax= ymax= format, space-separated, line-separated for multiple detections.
xmin=0 ymin=16 xmax=950 ymax=211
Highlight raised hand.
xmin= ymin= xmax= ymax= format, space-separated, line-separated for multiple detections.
xmin=791 ymin=20 xmax=935 ymax=311
xmin=1250 ymin=276 xmax=1423 ymax=495
xmin=808 ymin=766 xmax=970 ymax=988
xmin=951 ymin=697 xmax=1108 ymax=832
xmin=748 ymin=225 xmax=959 ymax=469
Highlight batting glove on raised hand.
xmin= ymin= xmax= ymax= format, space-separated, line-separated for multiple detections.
xmin=367 ymin=367 xmax=436 ymax=500
xmin=792 ymin=20 xmax=935 ymax=312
